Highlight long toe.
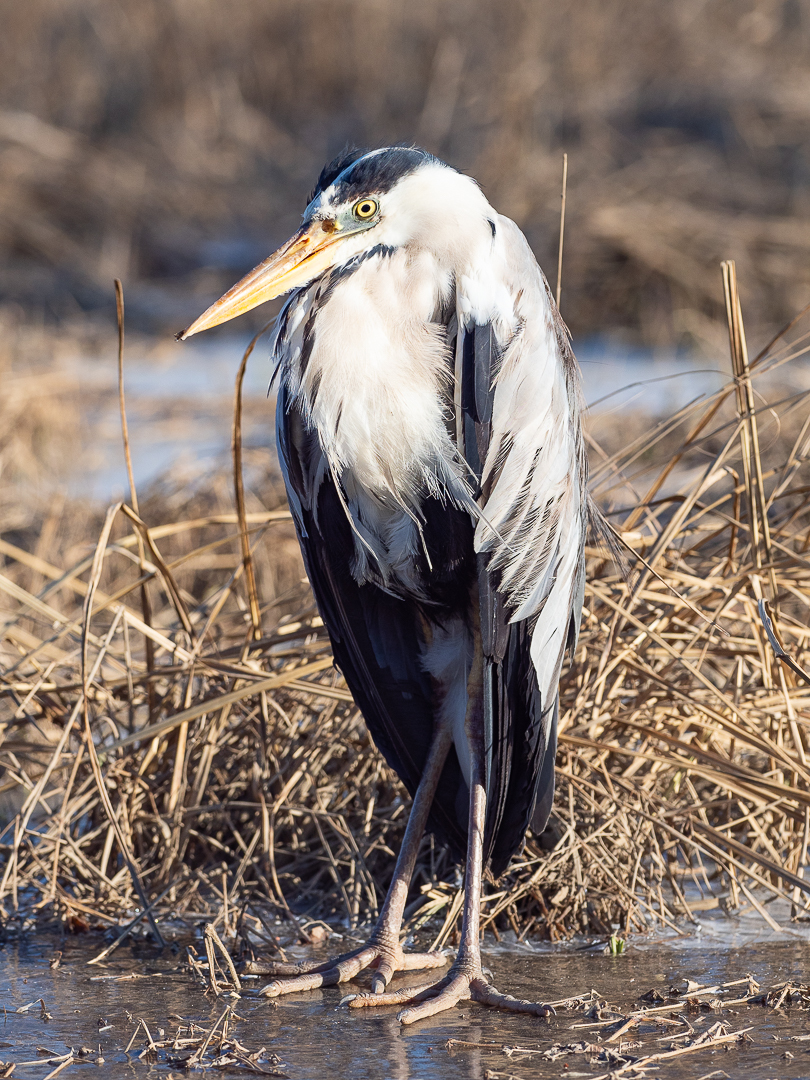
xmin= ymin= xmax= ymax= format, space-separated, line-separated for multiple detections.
xmin=369 ymin=949 xmax=445 ymax=994
xmin=261 ymin=970 xmax=336 ymax=997
xmin=347 ymin=968 xmax=555 ymax=1023
xmin=396 ymin=973 xmax=472 ymax=1024
xmin=350 ymin=986 xmax=430 ymax=1009
xmin=260 ymin=945 xmax=378 ymax=997
xmin=254 ymin=957 xmax=342 ymax=978
xmin=397 ymin=950 xmax=448 ymax=970
xmin=471 ymin=978 xmax=555 ymax=1016
xmin=350 ymin=972 xmax=454 ymax=1010
xmin=348 ymin=971 xmax=473 ymax=1023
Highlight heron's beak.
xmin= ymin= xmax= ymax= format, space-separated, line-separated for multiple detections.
xmin=178 ymin=220 xmax=344 ymax=339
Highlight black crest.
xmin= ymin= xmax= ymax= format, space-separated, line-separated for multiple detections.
xmin=308 ymin=147 xmax=369 ymax=205
xmin=309 ymin=146 xmax=435 ymax=207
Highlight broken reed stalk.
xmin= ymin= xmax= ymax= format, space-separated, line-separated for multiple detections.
xmin=758 ymin=599 xmax=810 ymax=687
xmin=3 ymin=267 xmax=810 ymax=945
xmin=721 ymin=261 xmax=776 ymax=599
xmin=87 ymin=881 xmax=175 ymax=965
xmin=120 ymin=504 xmax=194 ymax=641
xmin=79 ymin=503 xmax=163 ymax=944
xmin=115 ymin=281 xmax=138 ymax=518
xmin=115 ymin=279 xmax=156 ymax=716
xmin=232 ymin=323 xmax=274 ymax=644
xmin=556 ymin=151 xmax=568 ymax=312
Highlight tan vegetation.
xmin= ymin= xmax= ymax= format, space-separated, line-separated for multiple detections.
xmin=2 ymin=267 xmax=810 ymax=946
xmin=3 ymin=0 xmax=810 ymax=948
xmin=2 ymin=1 xmax=810 ymax=342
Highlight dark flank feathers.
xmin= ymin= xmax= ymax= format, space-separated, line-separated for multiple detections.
xmin=276 ymin=386 xmax=473 ymax=860
xmin=459 ymin=320 xmax=498 ymax=486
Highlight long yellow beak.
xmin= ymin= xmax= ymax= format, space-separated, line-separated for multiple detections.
xmin=178 ymin=220 xmax=344 ymax=340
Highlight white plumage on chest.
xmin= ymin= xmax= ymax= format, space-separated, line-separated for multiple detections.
xmin=274 ymin=246 xmax=472 ymax=591
xmin=298 ymin=249 xmax=454 ymax=499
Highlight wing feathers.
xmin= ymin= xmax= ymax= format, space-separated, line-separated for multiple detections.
xmin=458 ymin=227 xmax=586 ymax=873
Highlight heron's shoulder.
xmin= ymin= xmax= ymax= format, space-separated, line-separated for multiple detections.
xmin=489 ymin=215 xmax=544 ymax=284
xmin=452 ymin=212 xmax=548 ymax=337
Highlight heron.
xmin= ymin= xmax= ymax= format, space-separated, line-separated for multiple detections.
xmin=180 ymin=146 xmax=587 ymax=1023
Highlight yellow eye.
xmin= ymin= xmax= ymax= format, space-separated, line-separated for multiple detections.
xmin=353 ymin=198 xmax=378 ymax=220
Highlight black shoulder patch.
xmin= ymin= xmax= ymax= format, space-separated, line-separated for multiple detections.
xmin=308 ymin=146 xmax=369 ymax=205
xmin=315 ymin=245 xmax=397 ymax=308
xmin=488 ymin=218 xmax=496 ymax=237
xmin=330 ymin=146 xmax=433 ymax=202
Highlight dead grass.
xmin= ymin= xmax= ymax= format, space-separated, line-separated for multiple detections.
xmin=2 ymin=266 xmax=810 ymax=951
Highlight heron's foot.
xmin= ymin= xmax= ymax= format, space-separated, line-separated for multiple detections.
xmin=258 ymin=937 xmax=448 ymax=998
xmin=348 ymin=963 xmax=555 ymax=1024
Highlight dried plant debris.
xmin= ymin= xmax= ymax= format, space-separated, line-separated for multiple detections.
xmin=446 ymin=970 xmax=810 ymax=1079
xmin=3 ymin=282 xmax=810 ymax=958
xmin=124 ymin=1007 xmax=288 ymax=1075
xmin=448 ymin=1024 xmax=752 ymax=1079
xmin=758 ymin=982 xmax=810 ymax=1010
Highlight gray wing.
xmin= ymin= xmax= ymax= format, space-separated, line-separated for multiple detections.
xmin=456 ymin=216 xmax=587 ymax=873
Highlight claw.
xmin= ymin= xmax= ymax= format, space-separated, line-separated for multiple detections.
xmin=257 ymin=942 xmax=448 ymax=998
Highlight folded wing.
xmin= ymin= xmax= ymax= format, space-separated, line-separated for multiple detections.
xmin=456 ymin=217 xmax=587 ymax=874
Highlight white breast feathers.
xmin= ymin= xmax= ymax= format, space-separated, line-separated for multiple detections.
xmin=274 ymin=246 xmax=473 ymax=592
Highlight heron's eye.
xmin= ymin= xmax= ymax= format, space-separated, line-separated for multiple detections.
xmin=353 ymin=198 xmax=378 ymax=221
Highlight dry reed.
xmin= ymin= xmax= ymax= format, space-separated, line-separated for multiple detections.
xmin=3 ymin=1 xmax=810 ymax=344
xmin=2 ymin=265 xmax=810 ymax=954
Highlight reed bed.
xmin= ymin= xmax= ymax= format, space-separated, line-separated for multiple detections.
xmin=2 ymin=264 xmax=810 ymax=951
xmin=4 ymin=0 xmax=810 ymax=343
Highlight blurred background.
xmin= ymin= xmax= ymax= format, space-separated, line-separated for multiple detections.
xmin=2 ymin=0 xmax=810 ymax=530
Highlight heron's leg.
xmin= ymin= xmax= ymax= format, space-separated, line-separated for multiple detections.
xmin=350 ymin=643 xmax=553 ymax=1024
xmin=259 ymin=720 xmax=453 ymax=999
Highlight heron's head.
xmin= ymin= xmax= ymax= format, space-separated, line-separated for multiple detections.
xmin=178 ymin=146 xmax=489 ymax=339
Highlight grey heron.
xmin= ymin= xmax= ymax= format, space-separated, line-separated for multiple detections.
xmin=180 ymin=146 xmax=587 ymax=1023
